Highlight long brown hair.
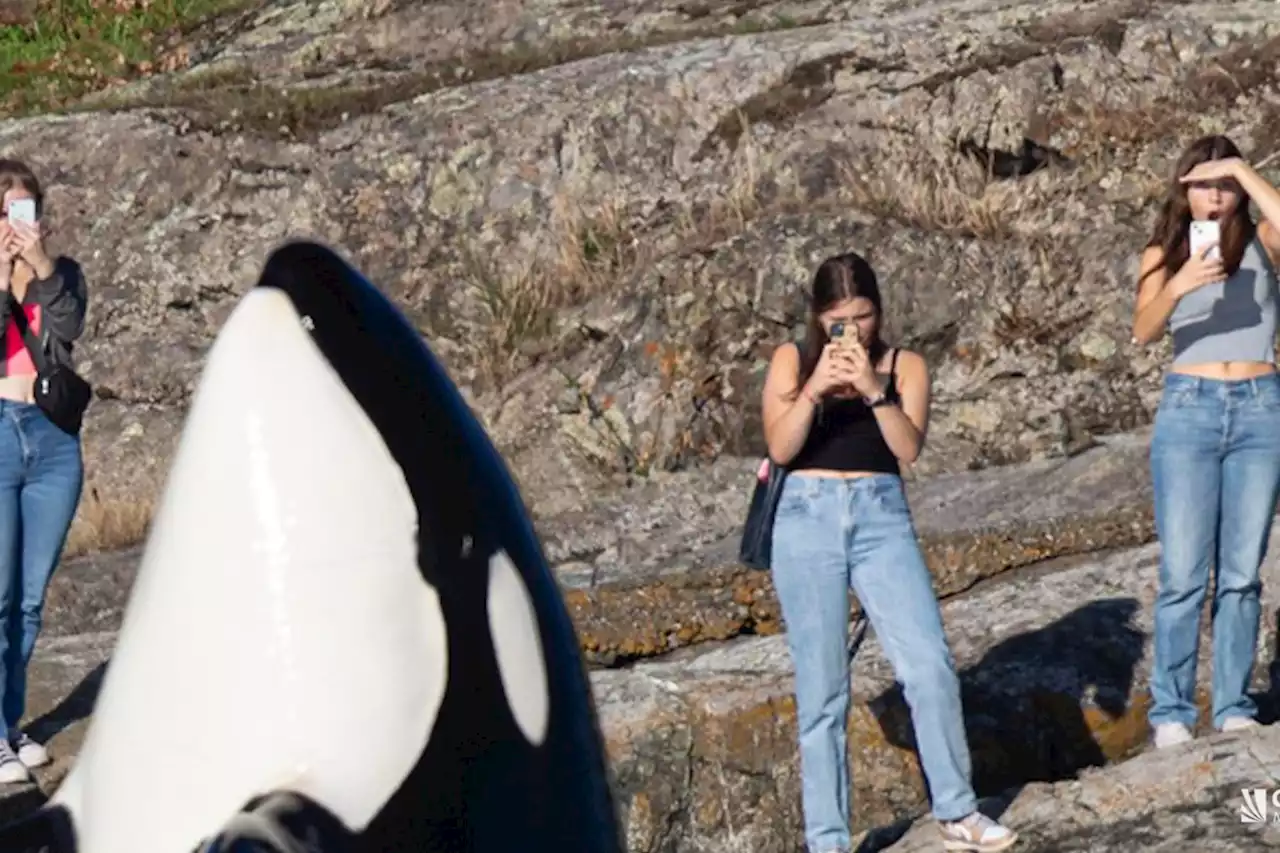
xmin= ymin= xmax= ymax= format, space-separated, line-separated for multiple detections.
xmin=0 ymin=159 xmax=44 ymax=218
xmin=1140 ymin=135 xmax=1255 ymax=287
xmin=789 ymin=252 xmax=886 ymax=399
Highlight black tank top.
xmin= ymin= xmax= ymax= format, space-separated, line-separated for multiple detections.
xmin=789 ymin=348 xmax=902 ymax=475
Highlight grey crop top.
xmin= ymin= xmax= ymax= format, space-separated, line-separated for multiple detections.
xmin=1169 ymin=236 xmax=1280 ymax=365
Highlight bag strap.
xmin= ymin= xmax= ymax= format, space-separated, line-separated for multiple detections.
xmin=6 ymin=293 xmax=49 ymax=374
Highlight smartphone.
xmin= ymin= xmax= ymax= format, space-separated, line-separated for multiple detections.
xmin=1189 ymin=219 xmax=1221 ymax=261
xmin=830 ymin=322 xmax=855 ymax=348
xmin=6 ymin=198 xmax=35 ymax=226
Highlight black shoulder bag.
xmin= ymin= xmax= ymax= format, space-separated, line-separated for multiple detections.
xmin=738 ymin=455 xmax=788 ymax=570
xmin=6 ymin=294 xmax=92 ymax=436
xmin=739 ymin=337 xmax=811 ymax=571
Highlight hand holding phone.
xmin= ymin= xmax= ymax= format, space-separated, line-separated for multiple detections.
xmin=1172 ymin=222 xmax=1226 ymax=298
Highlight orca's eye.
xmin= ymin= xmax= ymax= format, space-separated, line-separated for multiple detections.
xmin=487 ymin=549 xmax=550 ymax=745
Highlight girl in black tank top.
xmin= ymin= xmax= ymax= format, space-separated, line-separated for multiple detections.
xmin=755 ymin=252 xmax=1019 ymax=851
xmin=788 ymin=348 xmax=903 ymax=475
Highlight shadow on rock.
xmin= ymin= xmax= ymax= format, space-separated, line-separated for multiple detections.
xmin=1253 ymin=604 xmax=1280 ymax=725
xmin=865 ymin=598 xmax=1145 ymax=823
xmin=26 ymin=661 xmax=106 ymax=744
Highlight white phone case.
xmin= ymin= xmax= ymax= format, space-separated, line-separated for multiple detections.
xmin=6 ymin=198 xmax=35 ymax=225
xmin=1189 ymin=220 xmax=1221 ymax=260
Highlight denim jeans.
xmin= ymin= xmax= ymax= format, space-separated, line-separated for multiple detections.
xmin=1149 ymin=372 xmax=1280 ymax=731
xmin=0 ymin=400 xmax=83 ymax=733
xmin=770 ymin=473 xmax=976 ymax=852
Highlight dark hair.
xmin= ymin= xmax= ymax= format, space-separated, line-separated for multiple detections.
xmin=1141 ymin=134 xmax=1255 ymax=287
xmin=0 ymin=159 xmax=43 ymax=218
xmin=790 ymin=252 xmax=886 ymax=398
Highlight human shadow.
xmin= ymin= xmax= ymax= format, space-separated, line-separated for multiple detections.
xmin=1170 ymin=269 xmax=1261 ymax=356
xmin=1252 ymin=605 xmax=1280 ymax=724
xmin=24 ymin=661 xmax=107 ymax=745
xmin=857 ymin=597 xmax=1144 ymax=846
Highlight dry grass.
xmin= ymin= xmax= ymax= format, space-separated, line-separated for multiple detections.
xmin=1045 ymin=96 xmax=1187 ymax=163
xmin=458 ymin=120 xmax=1082 ymax=385
xmin=836 ymin=137 xmax=1062 ymax=240
xmin=62 ymin=485 xmax=154 ymax=558
xmin=460 ymin=132 xmax=779 ymax=386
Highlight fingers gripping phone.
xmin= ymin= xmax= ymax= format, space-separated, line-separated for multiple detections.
xmin=1189 ymin=220 xmax=1221 ymax=261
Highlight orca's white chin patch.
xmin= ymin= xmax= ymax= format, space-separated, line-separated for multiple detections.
xmin=53 ymin=288 xmax=447 ymax=853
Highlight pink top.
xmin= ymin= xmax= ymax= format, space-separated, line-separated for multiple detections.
xmin=3 ymin=303 xmax=42 ymax=376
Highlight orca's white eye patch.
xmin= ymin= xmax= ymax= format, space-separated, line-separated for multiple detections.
xmin=486 ymin=549 xmax=549 ymax=745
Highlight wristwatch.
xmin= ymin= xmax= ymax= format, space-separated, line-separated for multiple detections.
xmin=863 ymin=390 xmax=890 ymax=408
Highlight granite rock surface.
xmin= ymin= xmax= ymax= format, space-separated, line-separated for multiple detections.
xmin=3 ymin=0 xmax=1273 ymax=556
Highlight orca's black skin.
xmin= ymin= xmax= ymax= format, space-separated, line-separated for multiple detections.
xmin=0 ymin=240 xmax=624 ymax=853
xmin=0 ymin=801 xmax=76 ymax=853
xmin=223 ymin=240 xmax=623 ymax=852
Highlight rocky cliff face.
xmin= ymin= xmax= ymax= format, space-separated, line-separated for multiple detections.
xmin=7 ymin=0 xmax=1275 ymax=555
xmin=2 ymin=0 xmax=1279 ymax=849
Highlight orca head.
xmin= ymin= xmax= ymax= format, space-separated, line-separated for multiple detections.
xmin=1 ymin=240 xmax=620 ymax=853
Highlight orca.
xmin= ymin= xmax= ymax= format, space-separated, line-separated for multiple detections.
xmin=0 ymin=240 xmax=624 ymax=853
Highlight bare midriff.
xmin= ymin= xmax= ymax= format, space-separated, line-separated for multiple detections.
xmin=1170 ymin=360 xmax=1277 ymax=380
xmin=790 ymin=469 xmax=883 ymax=479
xmin=0 ymin=373 xmax=35 ymax=403
xmin=1 ymin=272 xmax=37 ymax=403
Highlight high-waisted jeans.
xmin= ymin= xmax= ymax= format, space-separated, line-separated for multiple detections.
xmin=0 ymin=400 xmax=83 ymax=734
xmin=1149 ymin=371 xmax=1280 ymax=730
xmin=770 ymin=473 xmax=976 ymax=852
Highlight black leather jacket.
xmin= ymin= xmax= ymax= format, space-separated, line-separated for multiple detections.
xmin=0 ymin=256 xmax=88 ymax=374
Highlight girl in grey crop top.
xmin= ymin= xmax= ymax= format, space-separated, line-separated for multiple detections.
xmin=1130 ymin=135 xmax=1280 ymax=752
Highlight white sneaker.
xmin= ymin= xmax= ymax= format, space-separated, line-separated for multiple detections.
xmin=1220 ymin=716 xmax=1260 ymax=733
xmin=938 ymin=811 xmax=1018 ymax=851
xmin=0 ymin=740 xmax=31 ymax=784
xmin=9 ymin=731 xmax=48 ymax=768
xmin=1153 ymin=722 xmax=1194 ymax=748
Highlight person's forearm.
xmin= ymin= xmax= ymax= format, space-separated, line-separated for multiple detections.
xmin=1237 ymin=161 xmax=1280 ymax=229
xmin=30 ymin=255 xmax=54 ymax=281
xmin=1133 ymin=283 xmax=1181 ymax=345
xmin=765 ymin=388 xmax=819 ymax=464
xmin=872 ymin=399 xmax=924 ymax=463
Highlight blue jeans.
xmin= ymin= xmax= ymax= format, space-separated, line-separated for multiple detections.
xmin=770 ymin=473 xmax=976 ymax=852
xmin=1149 ymin=372 xmax=1280 ymax=730
xmin=0 ymin=400 xmax=83 ymax=733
